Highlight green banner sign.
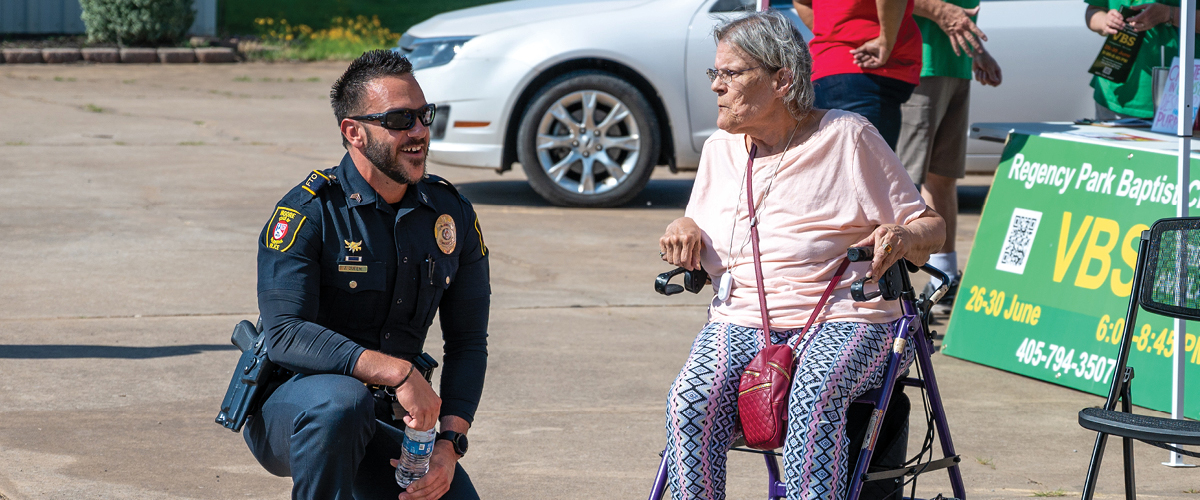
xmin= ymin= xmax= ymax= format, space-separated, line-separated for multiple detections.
xmin=942 ymin=133 xmax=1200 ymax=416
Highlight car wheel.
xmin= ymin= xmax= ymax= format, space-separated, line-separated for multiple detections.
xmin=517 ymin=71 xmax=660 ymax=207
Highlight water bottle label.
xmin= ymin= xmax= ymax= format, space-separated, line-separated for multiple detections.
xmin=403 ymin=438 xmax=434 ymax=456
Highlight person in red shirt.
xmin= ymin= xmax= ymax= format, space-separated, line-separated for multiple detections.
xmin=793 ymin=0 xmax=923 ymax=150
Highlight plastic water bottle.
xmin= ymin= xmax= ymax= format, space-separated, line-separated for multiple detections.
xmin=395 ymin=427 xmax=436 ymax=488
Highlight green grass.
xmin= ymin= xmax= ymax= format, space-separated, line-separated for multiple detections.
xmin=247 ymin=37 xmax=398 ymax=61
xmin=974 ymin=456 xmax=995 ymax=469
xmin=4 ymin=141 xmax=27 ymax=146
xmin=1185 ymin=489 xmax=1200 ymax=494
xmin=233 ymin=75 xmax=252 ymax=82
xmin=219 ymin=0 xmax=506 ymax=38
xmin=84 ymin=104 xmax=105 ymax=113
xmin=178 ymin=141 xmax=206 ymax=146
xmin=1031 ymin=489 xmax=1067 ymax=497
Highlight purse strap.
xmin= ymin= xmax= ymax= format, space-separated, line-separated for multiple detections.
xmin=744 ymin=143 xmax=850 ymax=346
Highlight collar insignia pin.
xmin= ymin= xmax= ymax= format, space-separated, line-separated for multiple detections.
xmin=344 ymin=240 xmax=363 ymax=253
xmin=350 ymin=193 xmax=362 ymax=202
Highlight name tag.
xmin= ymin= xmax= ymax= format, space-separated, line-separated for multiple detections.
xmin=338 ymin=265 xmax=369 ymax=273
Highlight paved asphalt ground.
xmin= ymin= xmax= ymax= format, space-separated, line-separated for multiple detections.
xmin=1 ymin=62 xmax=1197 ymax=499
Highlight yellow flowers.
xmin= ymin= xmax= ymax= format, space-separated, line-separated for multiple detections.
xmin=253 ymin=15 xmax=399 ymax=48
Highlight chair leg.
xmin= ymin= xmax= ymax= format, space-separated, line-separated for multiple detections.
xmin=1080 ymin=432 xmax=1110 ymax=500
xmin=1120 ymin=386 xmax=1136 ymax=500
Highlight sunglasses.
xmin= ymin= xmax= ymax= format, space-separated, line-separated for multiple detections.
xmin=349 ymin=103 xmax=437 ymax=131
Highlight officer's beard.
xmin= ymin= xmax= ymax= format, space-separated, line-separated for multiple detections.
xmin=362 ymin=129 xmax=427 ymax=185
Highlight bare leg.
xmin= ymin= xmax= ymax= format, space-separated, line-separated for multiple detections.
xmin=921 ymin=172 xmax=957 ymax=254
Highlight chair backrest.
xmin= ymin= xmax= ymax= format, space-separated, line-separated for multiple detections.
xmin=1140 ymin=217 xmax=1200 ymax=321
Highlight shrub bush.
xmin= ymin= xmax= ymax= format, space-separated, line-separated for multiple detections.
xmin=80 ymin=0 xmax=196 ymax=47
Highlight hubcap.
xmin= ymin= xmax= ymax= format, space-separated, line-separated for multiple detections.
xmin=535 ymin=90 xmax=641 ymax=196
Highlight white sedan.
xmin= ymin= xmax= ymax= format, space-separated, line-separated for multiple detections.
xmin=400 ymin=0 xmax=1100 ymax=207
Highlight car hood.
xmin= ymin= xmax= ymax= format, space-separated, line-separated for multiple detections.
xmin=407 ymin=0 xmax=655 ymax=37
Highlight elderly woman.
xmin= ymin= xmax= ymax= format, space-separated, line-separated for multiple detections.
xmin=658 ymin=11 xmax=945 ymax=500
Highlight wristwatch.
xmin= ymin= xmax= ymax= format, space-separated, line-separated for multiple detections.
xmin=437 ymin=430 xmax=469 ymax=457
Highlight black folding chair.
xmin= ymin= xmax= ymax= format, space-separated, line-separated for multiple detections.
xmin=1078 ymin=217 xmax=1200 ymax=500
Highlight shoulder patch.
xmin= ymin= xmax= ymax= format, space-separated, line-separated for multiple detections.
xmin=300 ymin=169 xmax=332 ymax=196
xmin=474 ymin=213 xmax=487 ymax=257
xmin=265 ymin=206 xmax=306 ymax=252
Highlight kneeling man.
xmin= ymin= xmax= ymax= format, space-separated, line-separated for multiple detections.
xmin=246 ymin=49 xmax=489 ymax=500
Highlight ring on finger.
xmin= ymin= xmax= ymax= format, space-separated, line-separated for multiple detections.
xmin=659 ymin=251 xmax=666 ymax=258
xmin=883 ymin=243 xmax=893 ymax=255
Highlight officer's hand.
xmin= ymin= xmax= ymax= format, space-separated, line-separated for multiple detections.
xmin=393 ymin=370 xmax=440 ymax=431
xmin=393 ymin=443 xmax=456 ymax=500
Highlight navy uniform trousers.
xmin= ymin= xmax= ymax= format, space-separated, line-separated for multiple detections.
xmin=244 ymin=373 xmax=479 ymax=500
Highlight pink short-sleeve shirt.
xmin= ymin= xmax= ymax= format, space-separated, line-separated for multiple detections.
xmin=685 ymin=110 xmax=927 ymax=330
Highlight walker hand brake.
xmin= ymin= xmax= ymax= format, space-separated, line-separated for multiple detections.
xmin=655 ymin=267 xmax=708 ymax=296
xmin=846 ymin=247 xmax=905 ymax=302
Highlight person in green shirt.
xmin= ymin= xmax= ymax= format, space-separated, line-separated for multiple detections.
xmin=1086 ymin=0 xmax=1200 ymax=119
xmin=897 ymin=0 xmax=1001 ymax=312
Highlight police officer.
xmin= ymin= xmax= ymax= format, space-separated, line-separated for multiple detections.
xmin=245 ymin=50 xmax=489 ymax=500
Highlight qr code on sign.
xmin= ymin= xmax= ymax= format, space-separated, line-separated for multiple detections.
xmin=995 ymin=208 xmax=1042 ymax=275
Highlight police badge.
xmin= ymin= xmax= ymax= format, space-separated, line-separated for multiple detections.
xmin=435 ymin=214 xmax=456 ymax=254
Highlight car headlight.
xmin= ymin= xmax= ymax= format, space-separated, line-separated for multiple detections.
xmin=394 ymin=34 xmax=474 ymax=71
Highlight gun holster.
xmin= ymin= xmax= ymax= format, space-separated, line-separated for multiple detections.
xmin=215 ymin=320 xmax=290 ymax=432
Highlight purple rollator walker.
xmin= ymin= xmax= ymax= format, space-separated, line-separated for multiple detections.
xmin=651 ymin=247 xmax=967 ymax=500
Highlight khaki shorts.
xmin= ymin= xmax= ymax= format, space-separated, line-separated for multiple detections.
xmin=897 ymin=76 xmax=970 ymax=184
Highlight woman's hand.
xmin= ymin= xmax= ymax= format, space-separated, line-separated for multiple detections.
xmin=660 ymin=217 xmax=703 ymax=271
xmin=852 ymin=224 xmax=912 ymax=280
xmin=851 ymin=210 xmax=945 ymax=280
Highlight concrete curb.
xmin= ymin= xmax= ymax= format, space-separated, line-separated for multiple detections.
xmin=119 ymin=48 xmax=158 ymax=64
xmin=42 ymin=48 xmax=81 ymax=64
xmin=2 ymin=48 xmax=43 ymax=64
xmin=81 ymin=47 xmax=119 ymax=63
xmin=195 ymin=47 xmax=237 ymax=64
xmin=0 ymin=47 xmax=238 ymax=64
xmin=157 ymin=47 xmax=196 ymax=63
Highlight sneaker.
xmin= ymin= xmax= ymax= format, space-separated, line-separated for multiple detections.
xmin=922 ymin=271 xmax=962 ymax=315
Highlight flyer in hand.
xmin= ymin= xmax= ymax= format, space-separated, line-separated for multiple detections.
xmin=1087 ymin=7 xmax=1143 ymax=84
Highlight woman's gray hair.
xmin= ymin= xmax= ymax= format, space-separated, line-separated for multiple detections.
xmin=713 ymin=10 xmax=814 ymax=120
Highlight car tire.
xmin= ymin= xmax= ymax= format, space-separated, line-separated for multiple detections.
xmin=517 ymin=71 xmax=660 ymax=207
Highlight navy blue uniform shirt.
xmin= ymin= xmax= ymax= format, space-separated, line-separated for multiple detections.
xmin=257 ymin=153 xmax=490 ymax=423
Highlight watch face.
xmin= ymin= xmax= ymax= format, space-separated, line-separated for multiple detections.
xmin=440 ymin=431 xmax=468 ymax=456
xmin=454 ymin=433 xmax=468 ymax=455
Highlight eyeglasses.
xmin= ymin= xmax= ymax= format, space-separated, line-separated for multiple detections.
xmin=349 ymin=103 xmax=437 ymax=131
xmin=706 ymin=66 xmax=761 ymax=84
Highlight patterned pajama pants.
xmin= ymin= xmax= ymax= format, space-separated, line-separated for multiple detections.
xmin=664 ymin=321 xmax=913 ymax=500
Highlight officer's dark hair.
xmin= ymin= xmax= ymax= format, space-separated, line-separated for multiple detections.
xmin=330 ymin=49 xmax=414 ymax=148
